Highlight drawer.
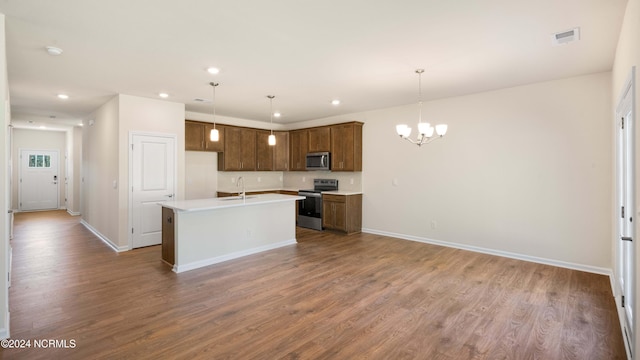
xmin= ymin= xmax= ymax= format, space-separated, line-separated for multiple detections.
xmin=323 ymin=194 xmax=346 ymax=203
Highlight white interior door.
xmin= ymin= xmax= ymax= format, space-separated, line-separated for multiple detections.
xmin=19 ymin=149 xmax=59 ymax=211
xmin=131 ymin=134 xmax=176 ymax=248
xmin=616 ymin=67 xmax=635 ymax=354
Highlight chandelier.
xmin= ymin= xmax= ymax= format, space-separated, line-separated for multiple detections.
xmin=396 ymin=69 xmax=448 ymax=146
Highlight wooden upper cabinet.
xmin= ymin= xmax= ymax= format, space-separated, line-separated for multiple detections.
xmin=218 ymin=126 xmax=256 ymax=171
xmin=204 ymin=124 xmax=225 ymax=152
xmin=185 ymin=121 xmax=205 ymax=151
xmin=330 ymin=122 xmax=363 ymax=171
xmin=289 ymin=129 xmax=308 ymax=171
xmin=256 ymin=130 xmax=274 ymax=171
xmin=274 ymin=131 xmax=289 ymax=171
xmin=308 ymin=126 xmax=330 ymax=153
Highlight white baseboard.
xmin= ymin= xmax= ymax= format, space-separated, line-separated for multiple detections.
xmin=67 ymin=210 xmax=80 ymax=216
xmin=80 ymin=220 xmax=128 ymax=252
xmin=362 ymin=228 xmax=612 ymax=276
xmin=173 ymin=239 xmax=297 ymax=273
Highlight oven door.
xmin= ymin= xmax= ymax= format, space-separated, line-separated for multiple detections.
xmin=298 ymin=191 xmax=322 ymax=218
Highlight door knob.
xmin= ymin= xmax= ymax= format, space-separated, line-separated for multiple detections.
xmin=622 ymin=236 xmax=633 ymax=242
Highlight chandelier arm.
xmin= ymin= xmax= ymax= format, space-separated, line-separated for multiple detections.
xmin=401 ymin=134 xmax=444 ymax=146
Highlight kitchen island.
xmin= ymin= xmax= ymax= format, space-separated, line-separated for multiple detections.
xmin=161 ymin=193 xmax=304 ymax=273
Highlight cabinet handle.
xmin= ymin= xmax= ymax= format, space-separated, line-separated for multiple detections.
xmin=167 ymin=216 xmax=172 ymax=224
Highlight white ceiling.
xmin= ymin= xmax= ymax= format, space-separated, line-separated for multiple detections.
xmin=0 ymin=0 xmax=629 ymax=127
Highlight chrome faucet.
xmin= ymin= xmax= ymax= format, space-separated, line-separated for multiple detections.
xmin=237 ymin=176 xmax=245 ymax=200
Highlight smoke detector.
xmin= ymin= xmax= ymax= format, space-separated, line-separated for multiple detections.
xmin=551 ymin=27 xmax=580 ymax=46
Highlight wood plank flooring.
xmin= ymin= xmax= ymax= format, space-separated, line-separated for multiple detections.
xmin=2 ymin=210 xmax=626 ymax=359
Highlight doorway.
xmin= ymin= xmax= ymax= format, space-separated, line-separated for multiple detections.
xmin=616 ymin=66 xmax=636 ymax=357
xmin=18 ymin=149 xmax=59 ymax=211
xmin=129 ymin=133 xmax=176 ymax=249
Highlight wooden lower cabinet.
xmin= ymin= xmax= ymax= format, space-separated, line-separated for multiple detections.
xmin=161 ymin=207 xmax=175 ymax=265
xmin=322 ymin=194 xmax=362 ymax=234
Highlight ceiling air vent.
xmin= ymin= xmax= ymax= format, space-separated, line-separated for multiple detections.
xmin=551 ymin=27 xmax=580 ymax=46
xmin=193 ymin=98 xmax=211 ymax=103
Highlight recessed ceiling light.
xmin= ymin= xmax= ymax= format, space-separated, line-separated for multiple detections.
xmin=57 ymin=94 xmax=69 ymax=100
xmin=273 ymin=112 xmax=281 ymax=118
xmin=207 ymin=67 xmax=220 ymax=75
xmin=45 ymin=46 xmax=63 ymax=56
xmin=78 ymin=123 xmax=83 ymax=127
xmin=159 ymin=93 xmax=169 ymax=98
xmin=331 ymin=99 xmax=341 ymax=105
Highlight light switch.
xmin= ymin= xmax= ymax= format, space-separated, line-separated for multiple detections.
xmin=112 ymin=180 xmax=117 ymax=189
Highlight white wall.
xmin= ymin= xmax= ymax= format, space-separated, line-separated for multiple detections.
xmin=69 ymin=126 xmax=82 ymax=214
xmin=185 ymin=151 xmax=218 ymax=199
xmin=82 ymin=96 xmax=120 ymax=246
xmin=0 ymin=13 xmax=9 ymax=339
xmin=293 ymin=72 xmax=613 ymax=271
xmin=611 ymin=0 xmax=640 ymax=354
xmin=11 ymin=129 xmax=66 ymax=210
xmin=118 ymin=94 xmax=185 ymax=247
xmin=82 ymin=94 xmax=185 ymax=249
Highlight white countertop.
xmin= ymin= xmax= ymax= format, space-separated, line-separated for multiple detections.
xmin=321 ymin=190 xmax=363 ymax=196
xmin=161 ymin=193 xmax=304 ymax=212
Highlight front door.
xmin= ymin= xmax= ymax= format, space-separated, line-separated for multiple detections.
xmin=130 ymin=133 xmax=176 ymax=248
xmin=19 ymin=149 xmax=59 ymax=211
xmin=616 ymin=67 xmax=635 ymax=355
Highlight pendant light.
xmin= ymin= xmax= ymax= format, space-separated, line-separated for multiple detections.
xmin=209 ymin=82 xmax=220 ymax=142
xmin=267 ymin=95 xmax=276 ymax=146
xmin=396 ymin=69 xmax=448 ymax=147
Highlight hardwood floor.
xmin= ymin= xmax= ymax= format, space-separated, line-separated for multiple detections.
xmin=3 ymin=210 xmax=626 ymax=359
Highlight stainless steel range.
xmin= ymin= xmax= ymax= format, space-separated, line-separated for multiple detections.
xmin=297 ymin=179 xmax=338 ymax=231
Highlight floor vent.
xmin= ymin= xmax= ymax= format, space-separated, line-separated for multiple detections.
xmin=551 ymin=27 xmax=580 ymax=46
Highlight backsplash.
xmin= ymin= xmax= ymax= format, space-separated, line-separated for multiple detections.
xmin=283 ymin=172 xmax=362 ymax=192
xmin=217 ymin=171 xmax=284 ymax=193
xmin=216 ymin=170 xmax=363 ymax=193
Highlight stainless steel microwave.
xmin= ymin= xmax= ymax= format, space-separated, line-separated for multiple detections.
xmin=306 ymin=152 xmax=330 ymax=171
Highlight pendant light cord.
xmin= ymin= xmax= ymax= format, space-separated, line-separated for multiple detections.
xmin=210 ymin=82 xmax=218 ymax=129
xmin=416 ymin=69 xmax=423 ymax=125
xmin=268 ymin=95 xmax=275 ymax=135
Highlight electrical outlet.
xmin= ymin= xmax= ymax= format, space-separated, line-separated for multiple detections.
xmin=430 ymin=220 xmax=437 ymax=229
xmin=350 ymin=178 xmax=354 ymax=185
xmin=257 ymin=177 xmax=261 ymax=182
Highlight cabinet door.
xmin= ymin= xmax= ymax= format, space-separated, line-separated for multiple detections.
xmin=322 ymin=200 xmax=334 ymax=229
xmin=256 ymin=130 xmax=274 ymax=171
xmin=289 ymin=130 xmax=308 ymax=171
xmin=204 ymin=124 xmax=225 ymax=152
xmin=308 ymin=126 xmax=330 ymax=153
xmin=185 ymin=121 xmax=204 ymax=151
xmin=331 ymin=123 xmax=362 ymax=171
xmin=274 ymin=131 xmax=289 ymax=171
xmin=333 ymin=202 xmax=347 ymax=231
xmin=222 ymin=126 xmax=243 ymax=170
xmin=241 ymin=128 xmax=257 ymax=170
xmin=161 ymin=207 xmax=175 ymax=265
